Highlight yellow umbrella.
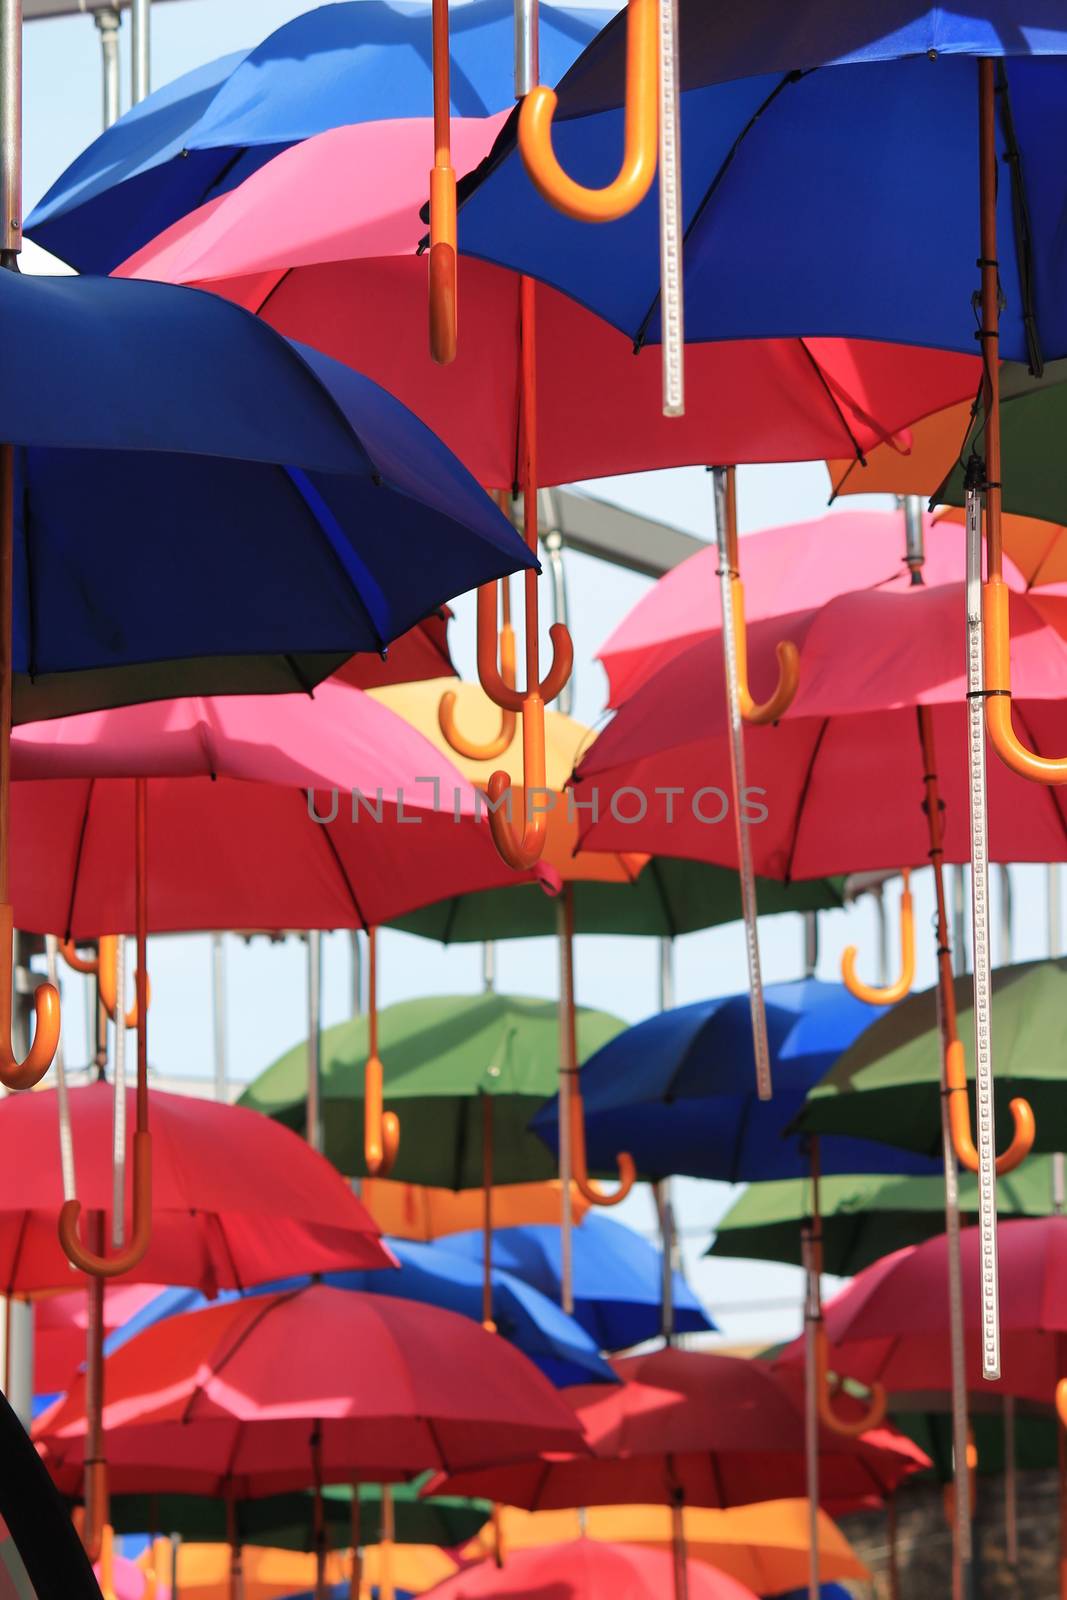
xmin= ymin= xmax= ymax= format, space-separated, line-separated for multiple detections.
xmin=361 ymin=1178 xmax=590 ymax=1240
xmin=137 ymin=1541 xmax=457 ymax=1600
xmin=460 ymin=1502 xmax=870 ymax=1596
xmin=360 ymin=1542 xmax=458 ymax=1595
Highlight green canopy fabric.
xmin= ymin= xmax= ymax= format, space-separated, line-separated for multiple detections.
xmin=892 ymin=1407 xmax=1058 ymax=1483
xmin=708 ymin=1160 xmax=1056 ymax=1277
xmin=389 ymin=863 xmax=844 ymax=942
xmin=797 ymin=960 xmax=1067 ymax=1160
xmin=939 ymin=359 xmax=1067 ymax=523
xmin=107 ymin=1479 xmax=489 ymax=1550
xmin=240 ymin=993 xmax=625 ymax=1185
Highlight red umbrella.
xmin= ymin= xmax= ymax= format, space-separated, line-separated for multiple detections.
xmin=422 ymin=1540 xmax=759 ymax=1600
xmin=33 ymin=1283 xmax=162 ymax=1394
xmin=429 ymin=1348 xmax=929 ymax=1513
xmin=335 ymin=611 xmax=454 ymax=693
xmin=34 ymin=1284 xmax=588 ymax=1498
xmin=0 ymin=1084 xmax=393 ymax=1296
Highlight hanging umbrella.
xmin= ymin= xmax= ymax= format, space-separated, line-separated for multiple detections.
xmin=32 ymin=1283 xmax=163 ymax=1394
xmin=336 ymin=613 xmax=455 ymax=693
xmin=26 ymin=1 xmax=614 ymax=274
xmin=359 ymin=1180 xmax=591 ymax=1240
xmin=418 ymin=1540 xmax=760 ymax=1599
xmin=34 ymin=1285 xmax=589 ymax=1496
xmin=239 ymin=995 xmax=624 ymax=1186
xmin=529 ymin=979 xmax=941 ymax=1185
xmin=708 ymin=1159 xmax=1058 ymax=1277
xmin=459 ymin=1502 xmax=870 ymax=1596
xmin=440 ymin=1215 xmax=714 ymax=1350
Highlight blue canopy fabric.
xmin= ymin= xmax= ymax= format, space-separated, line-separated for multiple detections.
xmin=0 ymin=270 xmax=532 ymax=720
xmin=27 ymin=0 xmax=615 ymax=274
xmin=773 ymin=1589 xmax=853 ymax=1600
xmin=106 ymin=1241 xmax=615 ymax=1390
xmin=441 ymin=1214 xmax=714 ymax=1351
xmin=531 ymin=979 xmax=942 ymax=1184
xmin=455 ymin=7 xmax=1067 ymax=363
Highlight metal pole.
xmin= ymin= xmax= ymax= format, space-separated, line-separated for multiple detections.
xmin=556 ymin=889 xmax=575 ymax=1315
xmin=801 ymin=1153 xmax=821 ymax=1600
xmin=903 ymin=495 xmax=926 ymax=581
xmin=656 ymin=934 xmax=676 ymax=1341
xmin=349 ymin=929 xmax=363 ymax=1017
xmin=0 ymin=0 xmax=21 ymax=258
xmin=1004 ymin=1395 xmax=1018 ymax=1567
xmin=998 ymin=865 xmax=1013 ymax=965
xmin=875 ymin=887 xmax=890 ymax=988
xmin=1050 ymin=864 xmax=1063 ymax=958
xmin=95 ymin=7 xmax=120 ymax=131
xmin=306 ymin=930 xmax=322 ymax=1154
xmin=482 ymin=940 xmax=495 ymax=993
xmin=5 ymin=928 xmax=33 ymax=1427
xmin=212 ymin=933 xmax=227 ymax=1102
xmin=513 ymin=0 xmax=537 ymax=98
xmin=131 ymin=0 xmax=149 ymax=104
xmin=658 ymin=937 xmax=675 ymax=1013
xmin=803 ymin=910 xmax=819 ymax=978
xmin=543 ymin=528 xmax=572 ymax=716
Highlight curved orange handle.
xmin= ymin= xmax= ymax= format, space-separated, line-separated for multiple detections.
xmin=0 ymin=903 xmax=59 ymax=1091
xmin=59 ymin=939 xmax=98 ymax=975
xmin=477 ymin=581 xmax=573 ymax=713
xmin=487 ymin=693 xmax=554 ymax=871
xmin=568 ymin=1070 xmax=636 ymax=1208
xmin=985 ymin=576 xmax=1067 ymax=783
xmin=1056 ymin=1377 xmax=1067 ymax=1429
xmin=841 ymin=872 xmax=915 ymax=1006
xmin=439 ymin=606 xmax=518 ymax=762
xmin=815 ymin=1324 xmax=888 ymax=1437
xmin=74 ymin=1462 xmax=108 ymax=1565
xmin=60 ymin=935 xmax=150 ymax=1028
xmin=364 ymin=1051 xmax=400 ymax=1178
xmin=58 ymin=1128 xmax=152 ymax=1277
xmin=730 ymin=578 xmax=799 ymax=725
xmin=518 ymin=0 xmax=659 ymax=222
xmin=944 ymin=1036 xmax=1035 ymax=1176
xmin=429 ymin=164 xmax=457 ymax=366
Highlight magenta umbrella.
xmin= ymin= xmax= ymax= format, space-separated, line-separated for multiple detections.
xmin=116 ymin=116 xmax=979 ymax=492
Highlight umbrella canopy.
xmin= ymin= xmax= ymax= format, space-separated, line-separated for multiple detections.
xmin=35 ymin=1285 xmax=589 ymax=1498
xmin=937 ymin=361 xmax=1067 ymax=525
xmin=27 ymin=2 xmax=613 ymax=273
xmin=240 ymin=995 xmax=624 ymax=1185
xmin=432 ymin=1349 xmax=930 ymax=1512
xmin=708 ymin=1158 xmax=1058 ymax=1277
xmin=530 ymin=980 xmax=940 ymax=1184
xmin=0 ymin=271 xmax=531 ymax=723
xmin=132 ymin=1542 xmax=369 ymax=1600
xmin=10 ymin=681 xmax=530 ymax=937
xmin=32 ymin=1283 xmax=163 ymax=1394
xmin=0 ymin=1084 xmax=393 ymax=1295
xmin=360 ymin=1180 xmax=591 ymax=1240
xmin=451 ymin=6 xmax=1067 ymax=363
xmin=776 ymin=1216 xmax=1067 ymax=1407
xmin=118 ymin=113 xmax=979 ymax=490
xmin=336 ymin=613 xmax=454 ymax=692
xmin=799 ymin=961 xmax=1067 ymax=1160
xmin=110 ymin=1478 xmax=489 ymax=1553
xmin=441 ymin=1215 xmax=714 ymax=1350
xmin=461 ymin=1502 xmax=869 ymax=1595
xmin=420 ymin=1540 xmax=760 ymax=1600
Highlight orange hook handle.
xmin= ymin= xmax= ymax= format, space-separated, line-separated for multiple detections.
xmin=364 ymin=1052 xmax=400 ymax=1178
xmin=1056 ymin=1377 xmax=1067 ymax=1429
xmin=60 ymin=935 xmax=150 ymax=1028
xmin=58 ymin=1128 xmax=152 ymax=1277
xmin=439 ymin=593 xmax=518 ymax=761
xmin=729 ymin=577 xmax=799 ymax=725
xmin=73 ymin=1462 xmax=108 ymax=1565
xmin=476 ymin=585 xmax=574 ymax=714
xmin=815 ymin=1324 xmax=888 ymax=1437
xmin=567 ymin=1069 xmax=636 ymax=1208
xmin=841 ymin=871 xmax=915 ymax=1006
xmin=429 ymin=0 xmax=457 ymax=364
xmin=943 ymin=1036 xmax=1034 ymax=1176
xmin=486 ymin=692 xmax=555 ymax=871
xmin=518 ymin=0 xmax=659 ymax=222
xmin=0 ymin=903 xmax=59 ymax=1091
xmin=985 ymin=577 xmax=1067 ymax=783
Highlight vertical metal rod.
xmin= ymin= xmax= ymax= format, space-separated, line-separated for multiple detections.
xmin=170 ymin=1534 xmax=181 ymax=1600
xmin=657 ymin=0 xmax=684 ymax=417
xmin=111 ymin=934 xmax=127 ymax=1246
xmin=556 ymin=888 xmax=575 ymax=1315
xmin=95 ymin=8 xmax=120 ymax=132
xmin=952 ymin=868 xmax=969 ymax=976
xmin=802 ymin=1144 xmax=822 ymax=1600
xmin=543 ymin=529 xmax=573 ymax=715
xmin=131 ymin=0 xmax=150 ymax=105
xmin=886 ymin=1495 xmax=901 ymax=1600
xmin=998 ymin=865 xmax=1013 ymax=964
xmin=306 ymin=931 xmax=322 ymax=1154
xmin=482 ymin=941 xmax=496 ymax=992
xmin=875 ymin=888 xmax=890 ymax=988
xmin=0 ymin=0 xmax=21 ymax=256
xmin=348 ymin=929 xmax=363 ymax=1017
xmin=903 ymin=495 xmax=926 ymax=578
xmin=657 ymin=933 xmax=677 ymax=1343
xmin=85 ymin=1212 xmax=106 ymax=1561
xmin=348 ymin=1490 xmax=361 ymax=1600
xmin=803 ymin=911 xmax=819 ymax=979
xmin=379 ymin=1485 xmax=396 ymax=1600
xmin=513 ymin=0 xmax=537 ymax=98
xmin=670 ymin=1497 xmax=689 ymax=1600
xmin=1050 ymin=863 xmax=1063 ymax=958
xmin=212 ymin=933 xmax=227 ymax=1102
xmin=1003 ymin=1395 xmax=1018 ymax=1566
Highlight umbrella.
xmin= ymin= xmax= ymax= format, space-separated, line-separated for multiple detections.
xmin=34 ymin=1285 xmax=589 ymax=1495
xmin=418 ymin=1540 xmax=761 ymax=1599
xmin=32 ymin=1283 xmax=162 ymax=1394
xmin=708 ymin=1159 xmax=1058 ymax=1277
xmin=239 ymin=994 xmax=624 ymax=1186
xmin=460 ymin=1502 xmax=870 ymax=1596
xmin=26 ymin=1 xmax=614 ymax=274
xmin=337 ymin=613 xmax=455 ymax=693
xmin=440 ymin=1215 xmax=714 ymax=1350
xmin=359 ymin=1180 xmax=591 ymax=1239
xmin=529 ymin=979 xmax=941 ymax=1184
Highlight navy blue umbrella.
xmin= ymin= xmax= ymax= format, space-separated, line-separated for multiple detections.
xmin=107 ymin=1239 xmax=615 ymax=1390
xmin=0 ymin=270 xmax=532 ymax=722
xmin=27 ymin=1 xmax=615 ymax=275
xmin=454 ymin=4 xmax=1067 ymax=364
xmin=442 ymin=1213 xmax=714 ymax=1351
xmin=531 ymin=979 xmax=941 ymax=1184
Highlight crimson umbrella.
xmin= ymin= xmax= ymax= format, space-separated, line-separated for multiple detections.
xmin=419 ymin=1540 xmax=760 ymax=1600
xmin=34 ymin=1284 xmax=588 ymax=1498
xmin=33 ymin=1283 xmax=162 ymax=1395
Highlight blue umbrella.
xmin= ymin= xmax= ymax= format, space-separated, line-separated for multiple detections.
xmin=774 ymin=1590 xmax=853 ymax=1600
xmin=106 ymin=1241 xmax=615 ymax=1390
xmin=531 ymin=979 xmax=941 ymax=1183
xmin=442 ymin=1213 xmax=714 ymax=1351
xmin=27 ymin=1 xmax=615 ymax=275
xmin=0 ymin=269 xmax=532 ymax=721
xmin=453 ymin=5 xmax=1067 ymax=363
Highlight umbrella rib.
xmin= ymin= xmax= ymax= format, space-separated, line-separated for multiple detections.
xmin=250 ymin=267 xmax=294 ymax=320
xmin=993 ymin=61 xmax=1044 ymax=378
xmin=4 ymin=1206 xmax=30 ymax=1298
xmin=299 ymin=786 xmax=371 ymax=931
xmin=795 ymin=339 xmax=865 ymax=464
xmin=440 ymin=895 xmax=461 ymax=945
xmin=178 ymin=1288 xmax=302 ymax=1427
xmin=782 ymin=719 xmax=830 ymax=884
xmin=62 ymin=776 xmax=97 ymax=942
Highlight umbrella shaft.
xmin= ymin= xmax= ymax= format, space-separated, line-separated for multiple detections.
xmin=0 ymin=0 xmax=20 ymax=256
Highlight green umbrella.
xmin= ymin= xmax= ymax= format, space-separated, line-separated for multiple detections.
xmin=797 ymin=961 xmax=1067 ymax=1160
xmin=240 ymin=993 xmax=624 ymax=1186
xmin=938 ymin=359 xmax=1067 ymax=524
xmin=893 ymin=1406 xmax=1058 ymax=1482
xmin=389 ymin=862 xmax=844 ymax=942
xmin=708 ymin=1160 xmax=1057 ymax=1277
xmin=107 ymin=1479 xmax=490 ymax=1551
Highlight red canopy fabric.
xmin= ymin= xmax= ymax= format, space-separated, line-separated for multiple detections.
xmin=423 ymin=1540 xmax=759 ymax=1599
xmin=0 ymin=1085 xmax=393 ymax=1295
xmin=334 ymin=611 xmax=454 ymax=692
xmin=33 ymin=1283 xmax=163 ymax=1394
xmin=35 ymin=1284 xmax=588 ymax=1499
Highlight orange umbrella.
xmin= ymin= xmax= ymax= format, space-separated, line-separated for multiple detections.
xmin=137 ymin=1540 xmax=456 ymax=1599
xmin=826 ymin=400 xmax=970 ymax=499
xmin=361 ymin=1180 xmax=590 ymax=1241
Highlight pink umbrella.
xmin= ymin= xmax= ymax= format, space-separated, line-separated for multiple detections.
xmin=34 ymin=1282 xmax=162 ymax=1393
xmin=116 ymin=117 xmax=980 ymax=492
xmin=421 ymin=1540 xmax=760 ymax=1600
